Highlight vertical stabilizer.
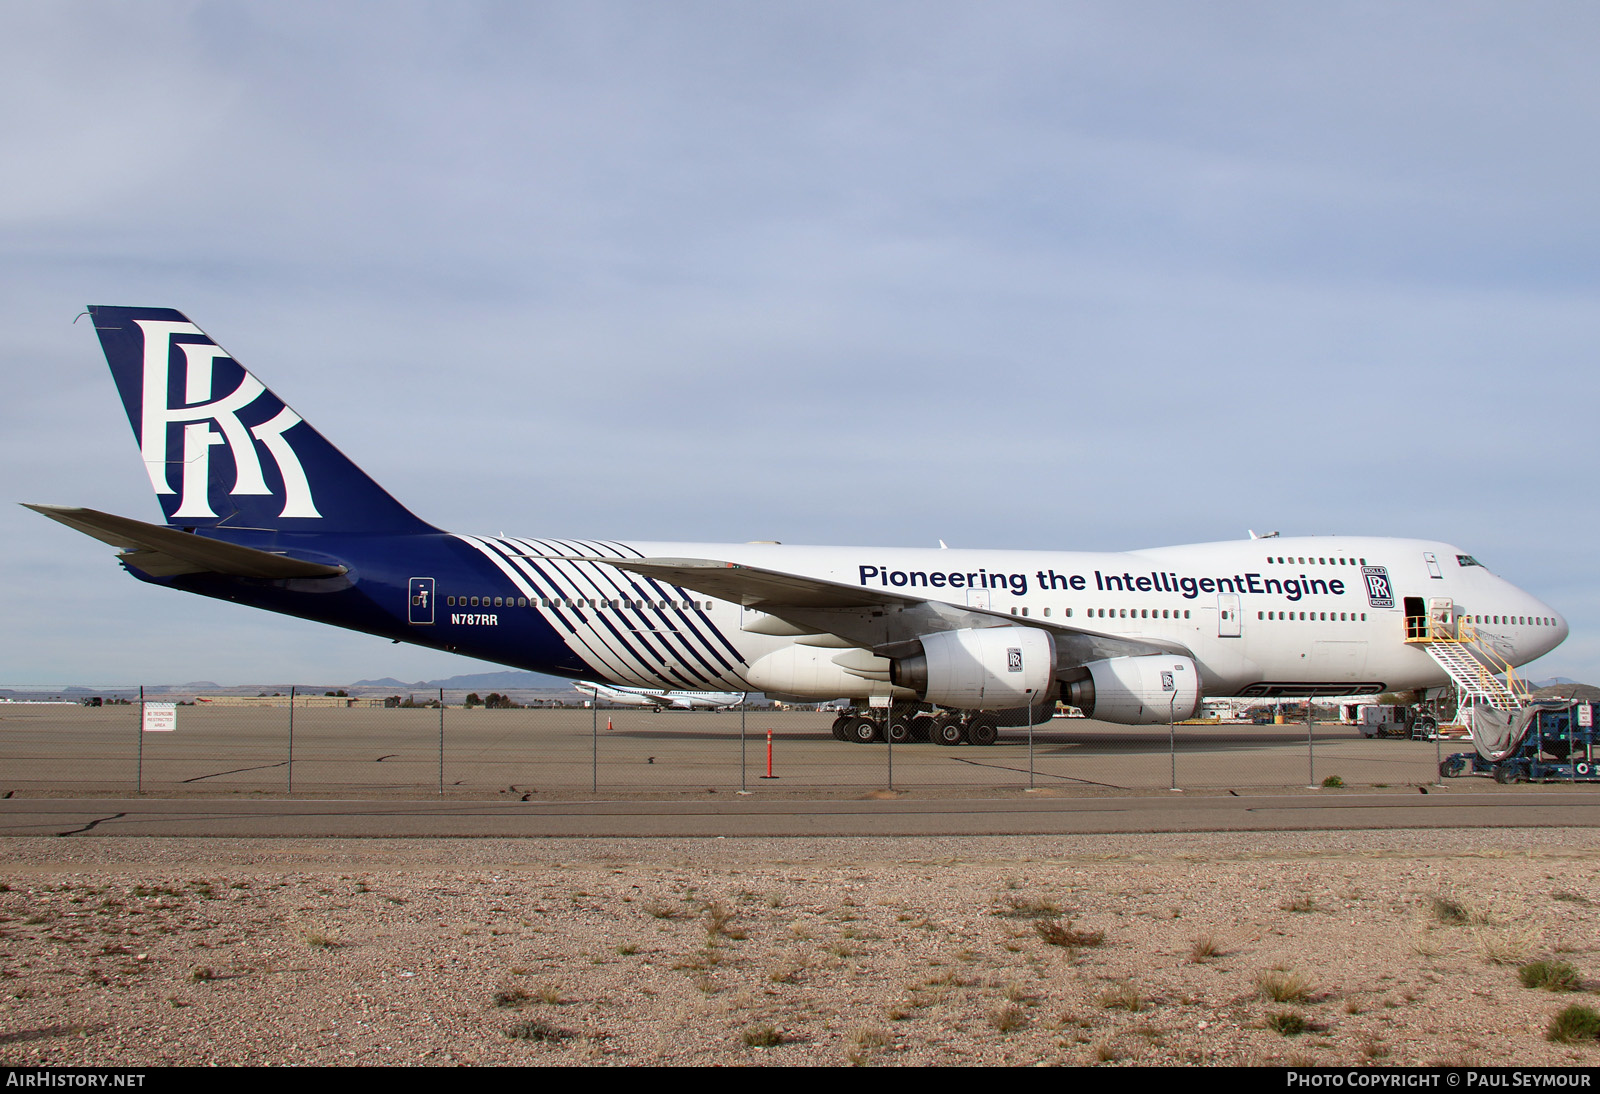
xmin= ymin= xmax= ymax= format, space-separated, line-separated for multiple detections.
xmin=88 ymin=306 xmax=436 ymax=535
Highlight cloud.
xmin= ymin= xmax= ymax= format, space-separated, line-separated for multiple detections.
xmin=2 ymin=2 xmax=1595 ymax=682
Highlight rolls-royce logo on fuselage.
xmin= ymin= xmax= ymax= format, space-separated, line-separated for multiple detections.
xmin=1363 ymin=566 xmax=1394 ymax=609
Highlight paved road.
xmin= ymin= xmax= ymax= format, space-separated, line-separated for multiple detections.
xmin=1 ymin=788 xmax=1594 ymax=838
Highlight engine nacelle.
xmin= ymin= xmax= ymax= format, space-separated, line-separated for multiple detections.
xmin=1059 ymin=654 xmax=1201 ymax=724
xmin=745 ymin=644 xmax=915 ymax=701
xmin=891 ymin=626 xmax=1056 ymax=710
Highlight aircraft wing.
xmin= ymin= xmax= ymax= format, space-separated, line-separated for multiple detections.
xmin=24 ymin=505 xmax=346 ymax=580
xmin=570 ymin=555 xmax=1185 ymax=665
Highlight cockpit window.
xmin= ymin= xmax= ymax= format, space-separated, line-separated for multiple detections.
xmin=1456 ymin=555 xmax=1482 ymax=567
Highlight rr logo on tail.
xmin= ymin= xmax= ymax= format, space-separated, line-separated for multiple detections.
xmin=132 ymin=319 xmax=320 ymax=520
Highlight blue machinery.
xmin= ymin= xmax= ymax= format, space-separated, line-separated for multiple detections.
xmin=1441 ymin=700 xmax=1600 ymax=782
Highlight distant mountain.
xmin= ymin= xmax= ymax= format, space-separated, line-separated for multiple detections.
xmin=352 ymin=670 xmax=571 ymax=691
xmin=1533 ymin=682 xmax=1600 ymax=702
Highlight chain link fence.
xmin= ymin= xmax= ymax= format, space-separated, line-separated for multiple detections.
xmin=0 ymin=687 xmax=1455 ymax=796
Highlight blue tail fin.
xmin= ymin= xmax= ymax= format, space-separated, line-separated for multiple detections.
xmin=89 ymin=306 xmax=437 ymax=535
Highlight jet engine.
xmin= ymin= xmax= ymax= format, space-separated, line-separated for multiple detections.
xmin=1059 ymin=654 xmax=1201 ymax=724
xmin=890 ymin=626 xmax=1055 ymax=710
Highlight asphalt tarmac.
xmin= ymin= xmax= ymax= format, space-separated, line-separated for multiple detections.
xmin=0 ymin=705 xmax=1455 ymax=795
xmin=0 ymin=785 xmax=1594 ymax=838
xmin=3 ymin=704 xmax=1591 ymax=838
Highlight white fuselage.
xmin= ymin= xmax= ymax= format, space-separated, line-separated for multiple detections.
xmin=456 ymin=533 xmax=1566 ymax=700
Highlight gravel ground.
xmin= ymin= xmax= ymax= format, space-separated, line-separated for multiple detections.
xmin=2 ymin=830 xmax=1598 ymax=1067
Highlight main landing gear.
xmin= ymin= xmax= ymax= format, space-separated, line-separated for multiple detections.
xmin=829 ymin=709 xmax=998 ymax=746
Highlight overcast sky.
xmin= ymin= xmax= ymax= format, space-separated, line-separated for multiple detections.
xmin=3 ymin=1 xmax=1597 ymax=686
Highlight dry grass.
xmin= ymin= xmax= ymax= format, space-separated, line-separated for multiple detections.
xmin=846 ymin=1026 xmax=891 ymax=1065
xmin=1476 ymin=925 xmax=1542 ymax=966
xmin=993 ymin=894 xmax=1063 ymax=919
xmin=1097 ymin=980 xmax=1145 ymax=1012
xmin=1257 ymin=968 xmax=1314 ymax=1004
xmin=741 ymin=1024 xmax=784 ymax=1048
xmin=704 ymin=902 xmax=745 ymax=941
xmin=1547 ymin=1005 xmax=1600 ymax=1044
xmin=491 ymin=986 xmax=531 ymax=1008
xmin=642 ymin=900 xmax=689 ymax=920
xmin=1035 ymin=918 xmax=1105 ymax=948
xmin=1519 ymin=960 xmax=1581 ymax=992
xmin=504 ymin=1018 xmax=574 ymax=1042
xmin=1265 ymin=1010 xmax=1309 ymax=1036
xmin=299 ymin=924 xmax=340 ymax=950
xmin=989 ymin=1003 xmax=1027 ymax=1032
xmin=1431 ymin=893 xmax=1495 ymax=927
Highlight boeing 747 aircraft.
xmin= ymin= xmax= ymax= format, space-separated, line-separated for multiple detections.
xmin=575 ymin=681 xmax=745 ymax=710
xmin=27 ymin=308 xmax=1569 ymax=745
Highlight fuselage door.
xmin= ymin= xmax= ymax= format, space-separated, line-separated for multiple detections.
xmin=408 ymin=577 xmax=436 ymax=625
xmin=1218 ymin=592 xmax=1242 ymax=638
xmin=1428 ymin=597 xmax=1454 ymax=639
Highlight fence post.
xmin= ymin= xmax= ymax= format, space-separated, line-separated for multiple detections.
xmin=136 ymin=685 xmax=144 ymax=794
xmin=885 ymin=703 xmax=893 ymax=792
xmin=1169 ymin=690 xmax=1177 ymax=791
xmin=1306 ymin=701 xmax=1315 ymax=788
xmin=287 ymin=685 xmax=296 ymax=793
xmin=438 ymin=688 xmax=445 ymax=797
xmin=1027 ymin=696 xmax=1035 ymax=790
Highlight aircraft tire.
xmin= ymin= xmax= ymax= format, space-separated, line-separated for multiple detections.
xmin=933 ymin=718 xmax=965 ymax=747
xmin=909 ymin=715 xmax=934 ymax=742
xmin=968 ymin=719 xmax=999 ymax=746
xmin=887 ymin=719 xmax=913 ymax=744
xmin=831 ymin=716 xmax=850 ymax=742
xmin=848 ymin=717 xmax=881 ymax=744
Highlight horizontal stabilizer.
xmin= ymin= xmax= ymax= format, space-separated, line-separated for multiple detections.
xmin=23 ymin=504 xmax=345 ymax=580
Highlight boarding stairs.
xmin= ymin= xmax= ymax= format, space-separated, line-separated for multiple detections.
xmin=1404 ymin=614 xmax=1529 ymax=713
xmin=1404 ymin=612 xmax=1535 ymax=759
